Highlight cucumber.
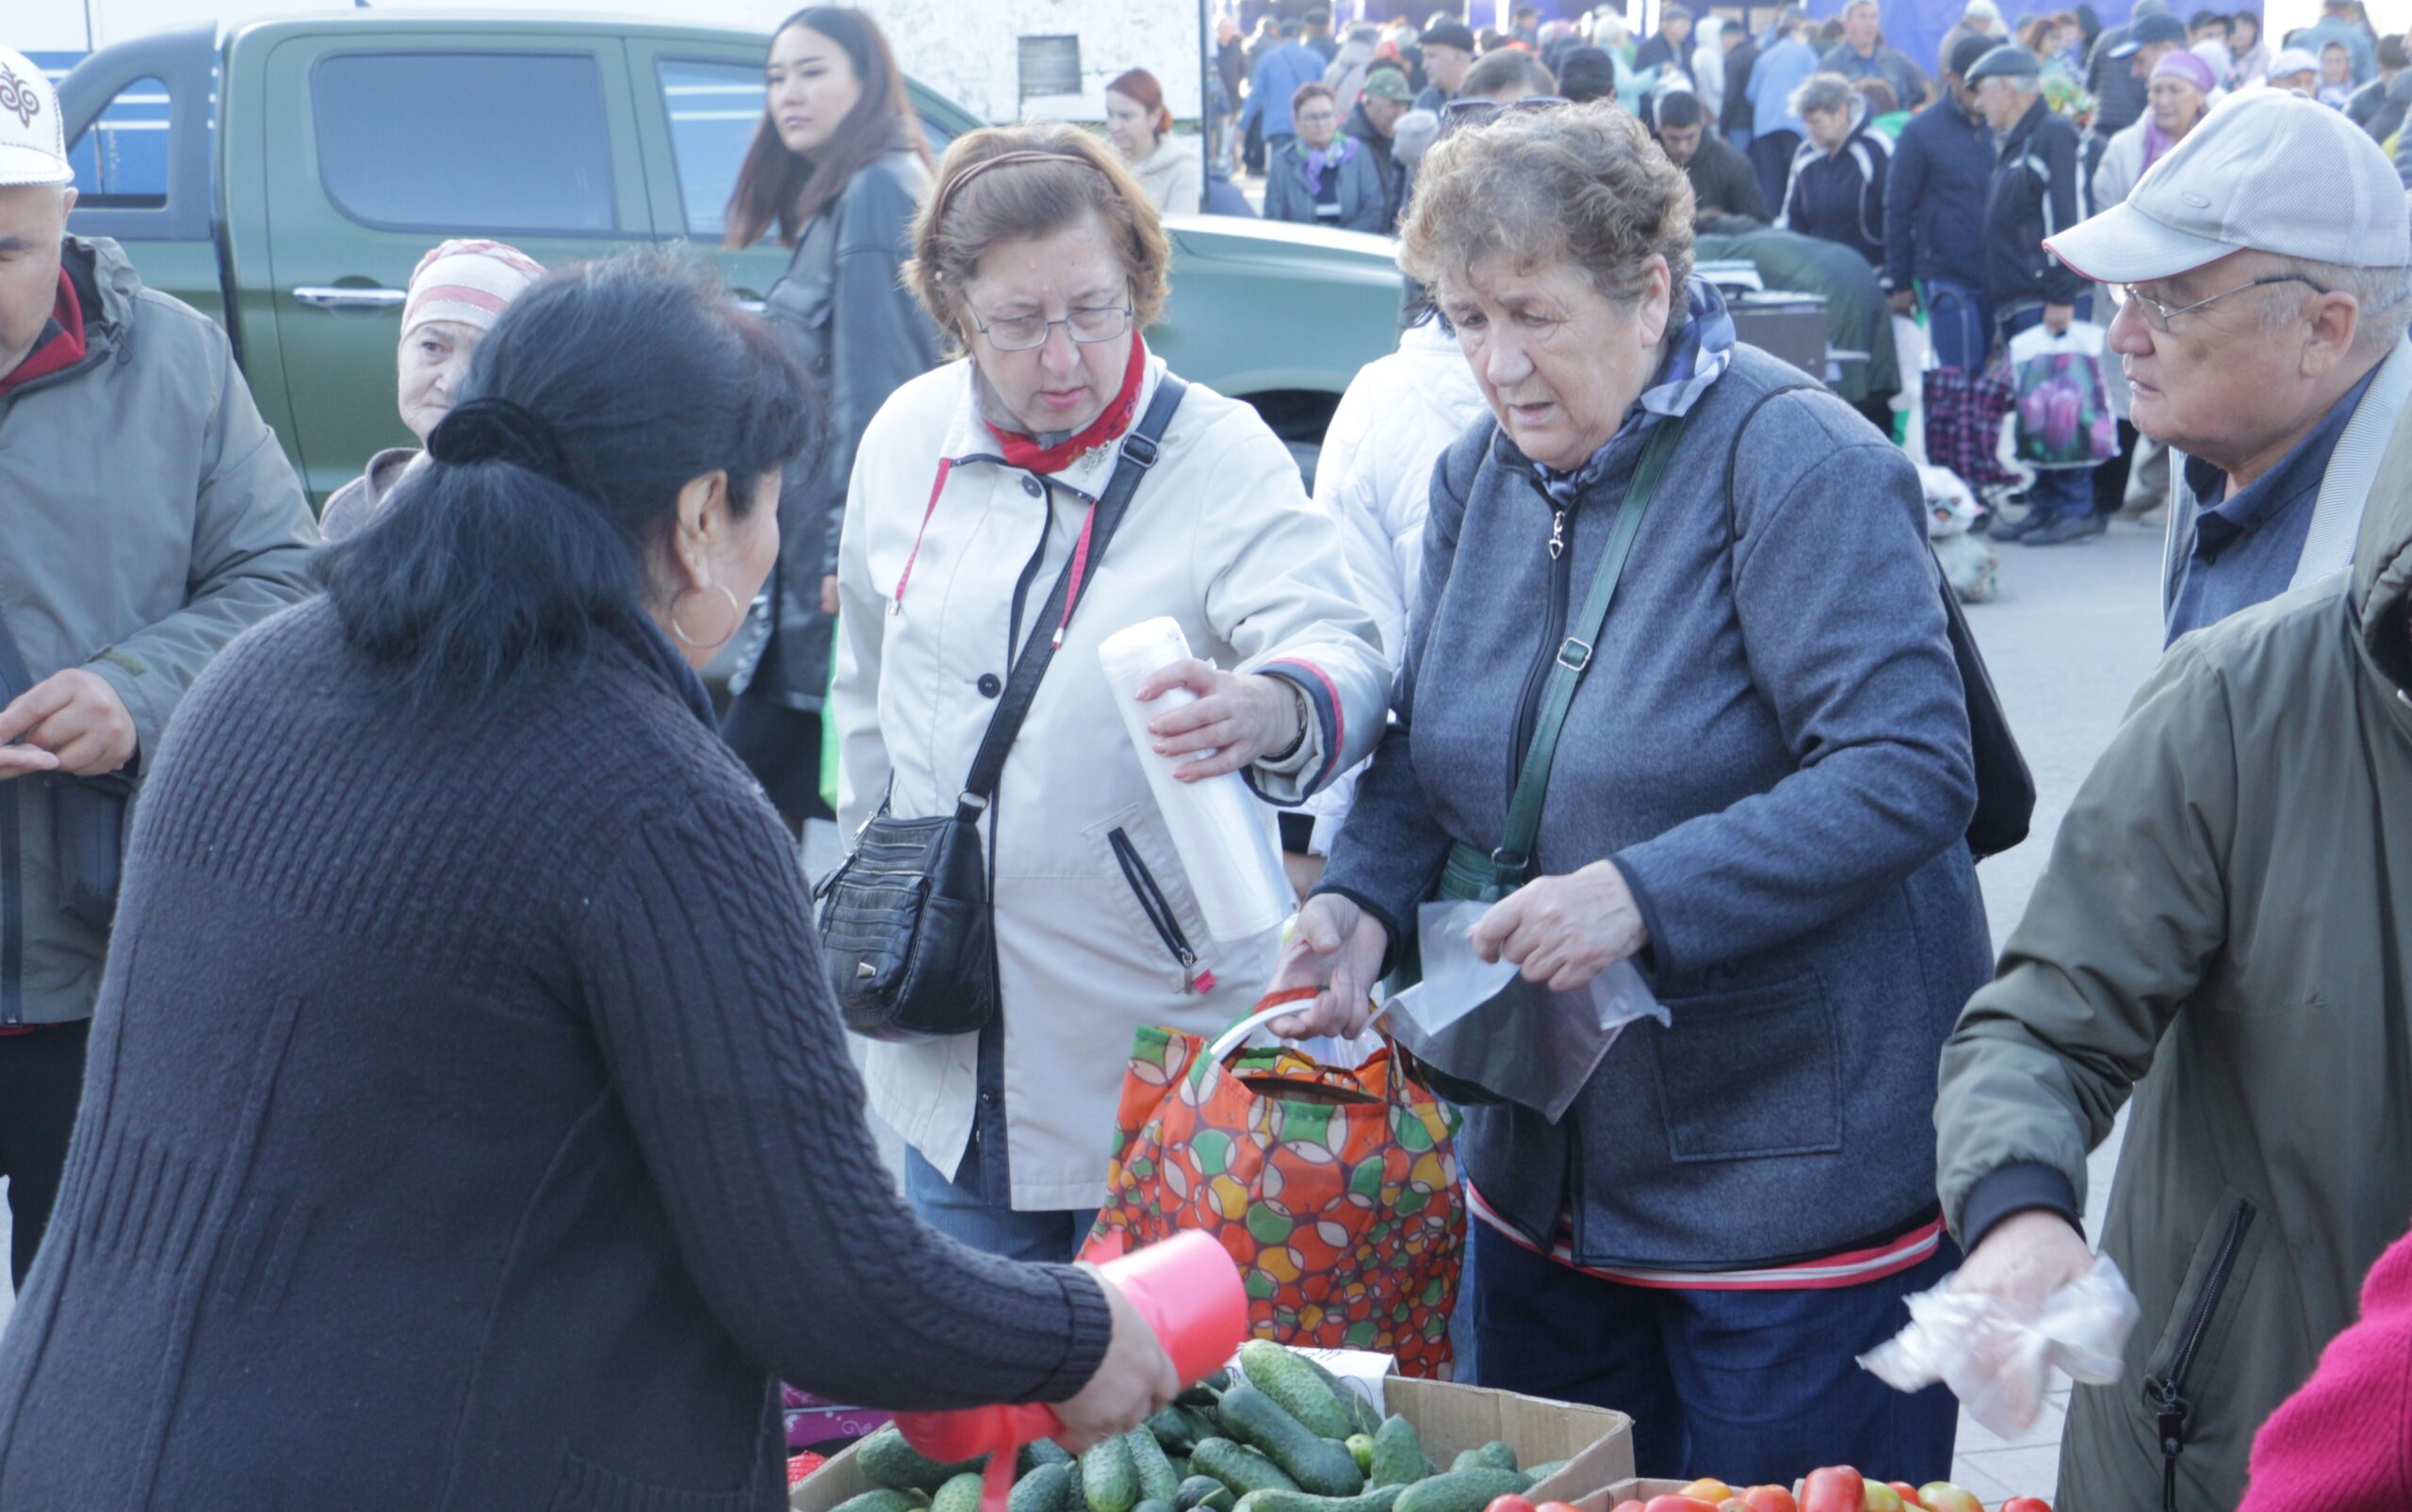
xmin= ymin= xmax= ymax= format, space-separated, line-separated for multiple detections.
xmin=1235 ymin=1487 xmax=1406 ymax=1512
xmin=832 ymin=1493 xmax=931 ymax=1512
xmin=1237 ymin=1341 xmax=1354 ymax=1441
xmin=1215 ymin=1385 xmax=1364 ymax=1499
xmin=1028 ymin=1441 xmax=1076 ymax=1471
xmin=1149 ymin=1406 xmax=1200 ymax=1456
xmin=1367 ymin=1418 xmax=1432 ymax=1489
xmin=1297 ymin=1352 xmax=1384 ymax=1439
xmin=1177 ymin=1476 xmax=1234 ymax=1512
xmin=1344 ymin=1437 xmax=1373 ymax=1476
xmin=1083 ymin=1434 xmax=1141 ymax=1512
xmin=1128 ymin=1427 xmax=1183 ymax=1504
xmin=934 ymin=1473 xmax=986 ymax=1512
xmin=859 ymin=1425 xmax=982 ymax=1493
xmin=1013 ymin=1464 xmax=1077 ymax=1512
xmin=1133 ymin=1501 xmax=1176 ymax=1512
xmin=1445 ymin=1444 xmax=1515 ymax=1475
xmin=1393 ymin=1469 xmax=1534 ymax=1512
xmin=1522 ymin=1461 xmax=1566 ymax=1485
xmin=1190 ymin=1438 xmax=1301 ymax=1499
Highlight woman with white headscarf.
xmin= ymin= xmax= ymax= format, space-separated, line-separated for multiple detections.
xmin=318 ymin=239 xmax=545 ymax=543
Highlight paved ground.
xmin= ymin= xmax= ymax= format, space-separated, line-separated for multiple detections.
xmin=0 ymin=516 xmax=2169 ymax=1504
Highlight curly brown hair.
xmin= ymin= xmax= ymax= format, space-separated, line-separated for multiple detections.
xmin=1398 ymin=102 xmax=1694 ymax=309
xmin=905 ymin=122 xmax=1172 ymax=354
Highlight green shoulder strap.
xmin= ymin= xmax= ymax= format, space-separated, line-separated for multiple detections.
xmin=1473 ymin=411 xmax=1690 ymax=893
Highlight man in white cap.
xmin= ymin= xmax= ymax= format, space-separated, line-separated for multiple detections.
xmin=0 ymin=45 xmax=315 ymax=1286
xmin=1936 ymin=0 xmax=2006 ymax=77
xmin=2039 ymin=86 xmax=2412 ymax=642
xmin=2262 ymin=46 xmax=2321 ymax=94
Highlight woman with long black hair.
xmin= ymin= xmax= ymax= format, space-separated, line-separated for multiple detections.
xmin=0 ymin=252 xmax=1175 ymax=1508
xmin=721 ymin=7 xmax=942 ymax=830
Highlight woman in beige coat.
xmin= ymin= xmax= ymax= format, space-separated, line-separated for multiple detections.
xmin=830 ymin=122 xmax=1386 ymax=1261
xmin=1104 ymin=71 xmax=1203 ymax=217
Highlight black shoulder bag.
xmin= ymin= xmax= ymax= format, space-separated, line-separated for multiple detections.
xmin=816 ymin=377 xmax=1187 ymax=1041
xmin=1724 ymin=383 xmax=2035 ymax=860
xmin=0 ymin=613 xmax=130 ymax=934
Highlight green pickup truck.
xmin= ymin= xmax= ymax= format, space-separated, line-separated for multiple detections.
xmin=57 ymin=14 xmax=1404 ymax=503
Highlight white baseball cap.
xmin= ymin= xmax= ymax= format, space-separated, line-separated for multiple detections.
xmin=2265 ymin=46 xmax=2321 ymax=82
xmin=0 ymin=46 xmax=73 ymax=187
xmin=2045 ymin=87 xmax=2409 ymax=285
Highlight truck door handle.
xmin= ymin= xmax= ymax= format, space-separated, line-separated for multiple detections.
xmin=293 ymin=286 xmax=407 ymax=310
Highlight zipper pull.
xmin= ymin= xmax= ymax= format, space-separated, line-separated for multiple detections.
xmin=1177 ymin=947 xmax=1215 ymax=996
xmin=2153 ymin=1381 xmax=2190 ymax=1512
xmin=1547 ymin=508 xmax=1567 ymax=561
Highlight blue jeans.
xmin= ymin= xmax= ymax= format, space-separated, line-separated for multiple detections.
xmin=1466 ymin=1223 xmax=1962 ymax=1486
xmin=1917 ymin=278 xmax=1992 ymax=373
xmin=904 ymin=1141 xmax=1095 ymax=1264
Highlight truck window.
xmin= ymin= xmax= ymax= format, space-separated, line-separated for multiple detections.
xmin=654 ymin=56 xmax=956 ymax=239
xmin=312 ymin=52 xmax=617 ymax=236
xmin=57 ymin=69 xmax=177 ymax=209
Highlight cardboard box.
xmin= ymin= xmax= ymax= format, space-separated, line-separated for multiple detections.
xmin=791 ymin=1374 xmax=1636 ymax=1512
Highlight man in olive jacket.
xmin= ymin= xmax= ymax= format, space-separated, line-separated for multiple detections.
xmin=1933 ymin=395 xmax=2412 ymax=1510
xmin=0 ymin=78 xmax=318 ymax=1285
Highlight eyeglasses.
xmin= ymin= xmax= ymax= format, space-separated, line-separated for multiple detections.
xmin=2112 ymin=273 xmax=2324 ymax=333
xmin=968 ymin=302 xmax=1134 ymax=352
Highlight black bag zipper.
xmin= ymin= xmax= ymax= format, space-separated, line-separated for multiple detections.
xmin=1508 ymin=480 xmax=1576 ymax=809
xmin=1106 ymin=828 xmax=1214 ymax=993
xmin=2147 ymin=1199 xmax=2256 ymax=1512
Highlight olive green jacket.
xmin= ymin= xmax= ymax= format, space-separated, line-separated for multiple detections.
xmin=1935 ymin=395 xmax=2412 ymax=1511
xmin=0 ymin=237 xmax=318 ymax=1025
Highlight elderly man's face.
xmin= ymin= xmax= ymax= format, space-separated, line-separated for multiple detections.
xmin=1426 ymin=42 xmax=1473 ymax=92
xmin=1845 ymin=4 xmax=1880 ymax=49
xmin=0 ymin=184 xmax=75 ymax=382
xmin=1659 ymin=121 xmax=1703 ymax=165
xmin=2111 ymin=250 xmax=2361 ymax=471
xmin=1363 ymin=94 xmax=1409 ymax=134
xmin=1974 ymin=75 xmax=2028 ymax=130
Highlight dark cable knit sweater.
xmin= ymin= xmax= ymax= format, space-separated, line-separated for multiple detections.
xmin=0 ymin=598 xmax=1112 ymax=1511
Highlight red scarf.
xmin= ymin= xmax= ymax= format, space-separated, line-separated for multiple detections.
xmin=981 ymin=333 xmax=1148 ymax=474
xmin=0 ymin=272 xmax=87 ymax=398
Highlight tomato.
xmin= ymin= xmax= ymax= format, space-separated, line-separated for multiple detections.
xmin=1680 ymin=1483 xmax=1737 ymax=1504
xmin=1740 ymin=1488 xmax=1798 ymax=1512
xmin=1608 ymin=1503 xmax=1648 ymax=1512
xmin=1536 ymin=1503 xmax=1583 ymax=1512
xmin=1887 ymin=1486 xmax=1924 ymax=1509
xmin=1859 ymin=1483 xmax=1904 ymax=1512
xmin=1915 ymin=1486 xmax=1982 ymax=1512
xmin=1641 ymin=1498 xmax=1719 ymax=1512
xmin=2000 ymin=1500 xmax=2054 ymax=1512
xmin=1801 ymin=1467 xmax=1866 ymax=1512
xmin=1485 ymin=1497 xmax=1537 ymax=1512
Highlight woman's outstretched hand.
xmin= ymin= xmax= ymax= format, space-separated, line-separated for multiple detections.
xmin=1053 ymin=1266 xmax=1182 ymax=1452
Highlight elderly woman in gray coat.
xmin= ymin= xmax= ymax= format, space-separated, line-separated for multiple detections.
xmin=1272 ymin=103 xmax=1991 ymax=1487
xmin=1263 ymin=82 xmax=1394 ymax=234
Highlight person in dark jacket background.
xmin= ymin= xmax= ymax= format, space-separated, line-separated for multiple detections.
xmin=1719 ymin=20 xmax=1760 ymax=144
xmin=2086 ymin=0 xmax=2176 ymax=135
xmin=1884 ymin=36 xmax=2000 ymax=371
xmin=1345 ymin=68 xmax=1415 ymax=230
xmin=1968 ymin=45 xmax=2092 ymax=544
xmin=1776 ymin=73 xmax=1889 ymax=267
xmin=1263 ymin=82 xmax=1393 ymax=234
xmin=1274 ymin=102 xmax=1987 ymax=1488
xmin=1635 ymin=4 xmax=1695 ymax=75
xmin=1655 ymin=89 xmax=1769 ymax=221
xmin=0 ymin=251 xmax=1181 ymax=1511
xmin=718 ymin=7 xmax=940 ymax=830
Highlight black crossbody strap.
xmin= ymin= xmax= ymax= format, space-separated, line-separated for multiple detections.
xmin=0 ymin=610 xmax=37 ymax=1025
xmin=955 ymin=375 xmax=1187 ymax=818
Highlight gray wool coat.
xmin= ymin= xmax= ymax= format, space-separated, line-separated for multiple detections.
xmin=1317 ymin=345 xmax=1994 ymax=1270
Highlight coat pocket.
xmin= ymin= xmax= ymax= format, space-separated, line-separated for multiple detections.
xmin=2140 ymin=1191 xmax=2264 ymax=1505
xmin=1647 ymin=972 xmax=1844 ymax=1162
xmin=1088 ymin=806 xmax=1216 ymax=994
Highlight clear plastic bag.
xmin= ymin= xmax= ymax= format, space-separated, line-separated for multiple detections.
xmin=1377 ymin=900 xmax=1669 ymax=1122
xmin=1858 ymin=1254 xmax=2142 ymax=1438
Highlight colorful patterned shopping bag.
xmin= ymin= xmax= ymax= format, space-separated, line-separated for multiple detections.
xmin=1091 ymin=989 xmax=1466 ymax=1377
xmin=1922 ymin=362 xmax=2022 ymax=487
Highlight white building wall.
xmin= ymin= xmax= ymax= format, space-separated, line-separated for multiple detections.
xmin=828 ymin=0 xmax=1206 ymax=125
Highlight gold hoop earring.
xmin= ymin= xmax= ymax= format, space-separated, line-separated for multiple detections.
xmin=670 ymin=582 xmax=746 ymax=652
